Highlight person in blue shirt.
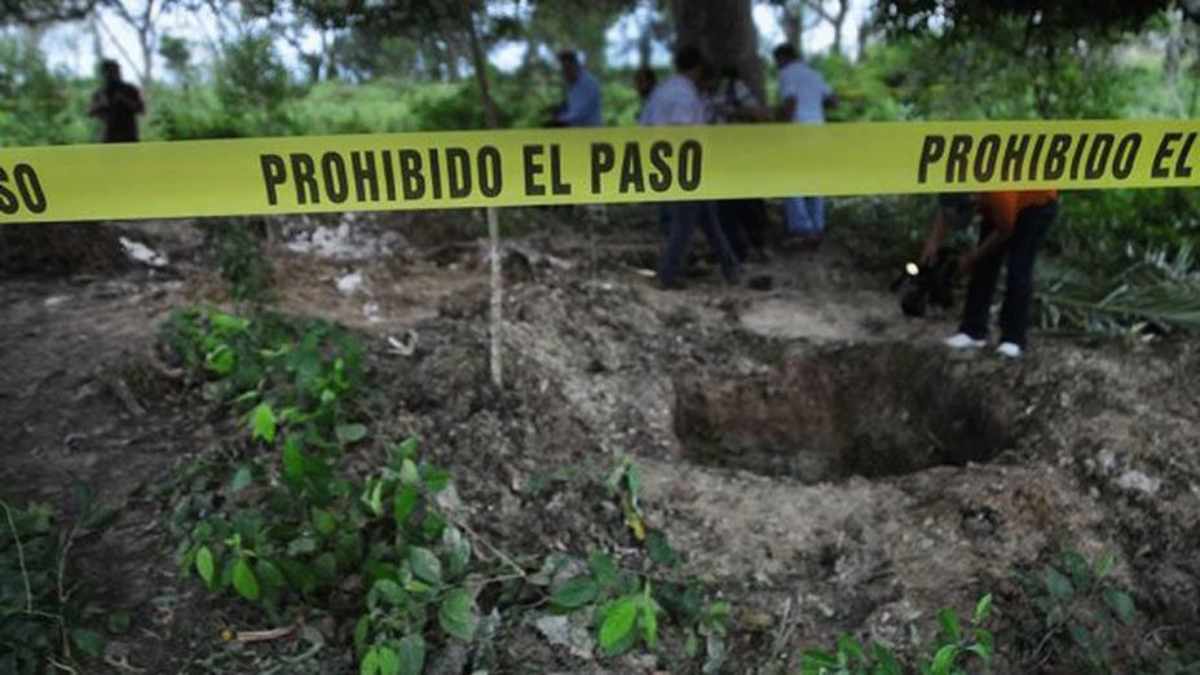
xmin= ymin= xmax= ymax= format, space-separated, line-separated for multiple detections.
xmin=551 ymin=50 xmax=603 ymax=127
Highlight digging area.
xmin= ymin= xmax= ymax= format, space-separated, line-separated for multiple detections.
xmin=675 ymin=344 xmax=1013 ymax=482
xmin=2 ymin=208 xmax=1199 ymax=673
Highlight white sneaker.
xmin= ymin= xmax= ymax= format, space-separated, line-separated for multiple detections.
xmin=944 ymin=333 xmax=986 ymax=350
xmin=996 ymin=342 xmax=1023 ymax=359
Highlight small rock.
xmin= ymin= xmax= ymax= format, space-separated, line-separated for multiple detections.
xmin=336 ymin=271 xmax=365 ymax=296
xmin=533 ymin=614 xmax=594 ymax=659
xmin=1117 ymin=470 xmax=1161 ymax=496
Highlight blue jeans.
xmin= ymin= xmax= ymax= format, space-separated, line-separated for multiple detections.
xmin=658 ymin=201 xmax=740 ymax=287
xmin=785 ymin=196 xmax=825 ymax=236
xmin=959 ymin=201 xmax=1057 ymax=348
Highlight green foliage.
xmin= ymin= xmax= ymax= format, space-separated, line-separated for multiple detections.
xmin=0 ymin=493 xmax=111 ymax=675
xmin=199 ymin=219 xmax=276 ymax=305
xmin=1014 ymin=550 xmax=1138 ymax=673
xmin=801 ymin=595 xmax=995 ymax=675
xmin=0 ymin=37 xmax=93 ymax=146
xmin=543 ymin=506 xmax=729 ymax=670
xmin=165 ymin=308 xmax=486 ymax=669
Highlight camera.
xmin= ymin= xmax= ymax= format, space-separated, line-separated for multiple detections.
xmin=891 ymin=249 xmax=958 ymax=317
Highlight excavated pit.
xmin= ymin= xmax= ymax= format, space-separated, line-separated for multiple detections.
xmin=675 ymin=343 xmax=1014 ymax=483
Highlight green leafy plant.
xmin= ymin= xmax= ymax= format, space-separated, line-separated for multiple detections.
xmin=801 ymin=594 xmax=994 ymax=675
xmin=1 ymin=489 xmax=115 ymax=675
xmin=201 ymin=220 xmax=276 ymax=305
xmin=545 ymin=460 xmax=730 ymax=671
xmin=165 ymin=308 xmax=482 ymax=673
xmin=1014 ymin=550 xmax=1137 ymax=673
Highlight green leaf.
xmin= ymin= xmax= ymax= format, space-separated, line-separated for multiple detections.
xmin=929 ymin=644 xmax=958 ymax=675
xmin=363 ymin=478 xmax=385 ymax=517
xmin=872 ymin=643 xmax=903 ymax=674
xmin=393 ymin=485 xmax=419 ymax=526
xmin=966 ymin=643 xmax=993 ymax=664
xmin=1095 ymin=552 xmax=1116 ymax=579
xmin=371 ymin=579 xmax=407 ymax=606
xmin=442 ymin=526 xmax=471 ymax=579
xmin=206 ymin=345 xmax=235 ymax=375
xmin=646 ymin=529 xmax=679 ymax=568
xmin=973 ymin=593 xmax=993 ymax=624
xmin=395 ymin=635 xmax=426 ymax=675
xmin=938 ymin=608 xmax=962 ymax=643
xmin=233 ymin=557 xmax=261 ymax=601
xmin=399 ymin=459 xmax=420 ymax=486
xmin=551 ymin=576 xmax=600 ymax=610
xmin=439 ymin=588 xmax=478 ymax=642
xmin=360 ymin=647 xmax=388 ymax=675
xmin=195 ymin=545 xmax=216 ymax=588
xmin=251 ymin=403 xmax=277 ymax=443
xmin=353 ymin=616 xmax=371 ymax=656
xmin=210 ymin=312 xmax=249 ymax=333
xmin=1044 ymin=567 xmax=1075 ymax=601
xmin=283 ymin=438 xmax=306 ymax=485
xmin=801 ymin=649 xmax=839 ymax=674
xmin=256 ymin=559 xmax=287 ymax=589
xmin=588 ymin=551 xmax=619 ymax=589
xmin=421 ymin=466 xmax=451 ymax=493
xmin=837 ymin=633 xmax=865 ymax=662
xmin=1062 ymin=550 xmax=1092 ymax=589
xmin=312 ymin=508 xmax=337 ymax=536
xmin=336 ymin=423 xmax=368 ymax=445
xmin=71 ymin=629 xmax=105 ymax=658
xmin=598 ymin=596 xmax=639 ymax=654
xmin=106 ymin=611 xmax=131 ymax=635
xmin=409 ymin=547 xmax=442 ymax=586
xmin=229 ymin=466 xmax=253 ymax=493
xmin=1104 ymin=589 xmax=1136 ymax=625
xmin=389 ymin=438 xmax=419 ymax=465
xmin=641 ymin=593 xmax=659 ymax=649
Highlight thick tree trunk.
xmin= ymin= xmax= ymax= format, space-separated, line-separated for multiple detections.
xmin=669 ymin=0 xmax=764 ymax=105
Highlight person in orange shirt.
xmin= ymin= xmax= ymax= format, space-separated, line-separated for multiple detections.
xmin=921 ymin=190 xmax=1059 ymax=359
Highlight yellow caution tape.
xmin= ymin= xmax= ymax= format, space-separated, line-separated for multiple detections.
xmin=1 ymin=119 xmax=1198 ymax=224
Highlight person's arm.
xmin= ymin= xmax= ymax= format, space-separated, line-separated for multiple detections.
xmin=921 ymin=208 xmax=950 ymax=264
xmin=960 ymin=193 xmax=1017 ymax=273
xmin=777 ymin=96 xmax=796 ymax=122
xmin=88 ymin=91 xmax=106 ymax=118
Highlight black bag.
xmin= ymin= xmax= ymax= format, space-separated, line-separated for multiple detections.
xmin=890 ymin=248 xmax=958 ymax=317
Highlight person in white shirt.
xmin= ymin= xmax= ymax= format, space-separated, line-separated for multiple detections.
xmin=641 ymin=46 xmax=741 ymax=289
xmin=774 ymin=44 xmax=838 ymax=248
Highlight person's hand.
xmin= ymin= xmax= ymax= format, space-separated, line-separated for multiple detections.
xmin=958 ymin=251 xmax=977 ymax=276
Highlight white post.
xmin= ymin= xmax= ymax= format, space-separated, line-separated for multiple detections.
xmin=487 ymin=206 xmax=503 ymax=388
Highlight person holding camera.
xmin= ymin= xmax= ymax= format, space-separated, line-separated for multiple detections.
xmin=922 ymin=190 xmax=1059 ymax=359
xmin=88 ymin=60 xmax=145 ymax=144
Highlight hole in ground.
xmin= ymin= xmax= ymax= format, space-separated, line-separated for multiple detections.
xmin=674 ymin=343 xmax=1013 ymax=483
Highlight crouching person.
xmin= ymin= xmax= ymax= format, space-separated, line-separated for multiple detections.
xmin=923 ymin=190 xmax=1059 ymax=359
xmin=641 ymin=45 xmax=740 ymax=290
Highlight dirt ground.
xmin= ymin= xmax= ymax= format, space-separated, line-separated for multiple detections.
xmin=2 ymin=205 xmax=1199 ymax=674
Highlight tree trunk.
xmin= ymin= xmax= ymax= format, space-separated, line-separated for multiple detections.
xmin=783 ymin=2 xmax=804 ymax=56
xmin=669 ymin=0 xmax=764 ymax=104
xmin=831 ymin=0 xmax=848 ymax=57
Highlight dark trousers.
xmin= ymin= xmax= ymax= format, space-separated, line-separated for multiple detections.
xmin=718 ymin=199 xmax=768 ymax=261
xmin=959 ymin=201 xmax=1057 ymax=347
xmin=658 ymin=201 xmax=740 ymax=287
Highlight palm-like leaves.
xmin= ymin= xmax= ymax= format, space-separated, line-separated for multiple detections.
xmin=1039 ymin=242 xmax=1200 ymax=334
